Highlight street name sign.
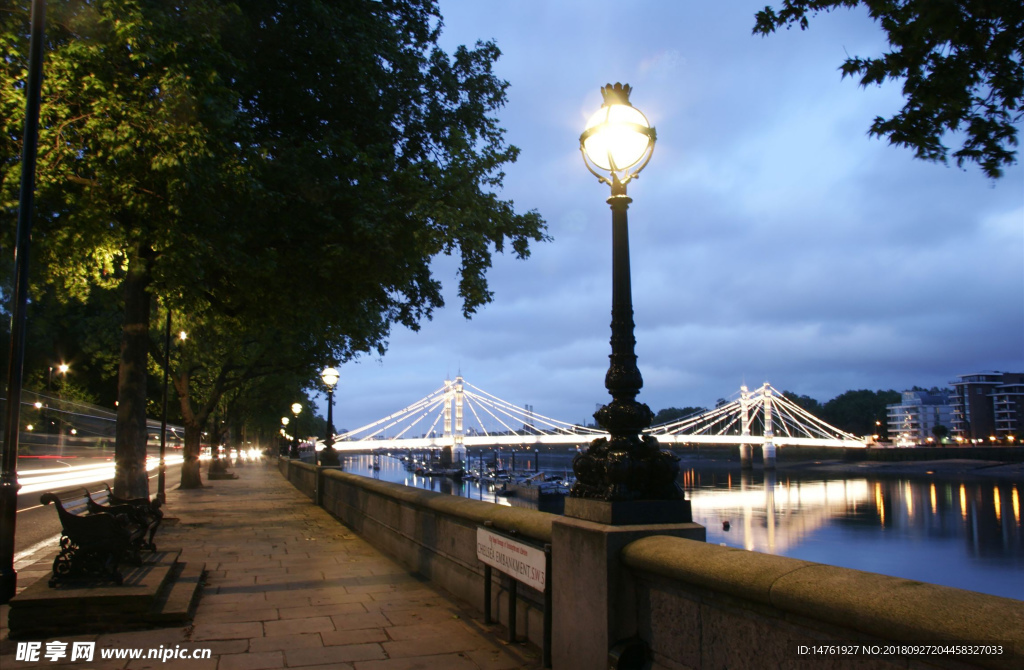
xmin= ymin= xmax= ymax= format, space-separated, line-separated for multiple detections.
xmin=476 ymin=526 xmax=546 ymax=592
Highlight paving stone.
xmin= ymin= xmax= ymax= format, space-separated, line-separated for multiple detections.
xmin=126 ymin=658 xmax=217 ymax=670
xmin=93 ymin=627 xmax=190 ymax=648
xmin=262 ymin=615 xmax=335 ymax=637
xmin=463 ymin=646 xmax=543 ymax=670
xmin=192 ymin=607 xmax=278 ymax=624
xmin=309 ymin=592 xmax=374 ymax=607
xmin=383 ymin=607 xmax=467 ymax=627
xmin=384 ymin=620 xmax=482 ymax=642
xmin=190 ymin=621 xmax=263 ymax=641
xmin=370 ymin=595 xmax=450 ymax=611
xmin=319 ymin=627 xmax=389 ymax=647
xmin=384 ymin=633 xmax=496 ymax=659
xmin=353 ymin=652 xmax=481 ymax=670
xmin=191 ymin=639 xmax=249 ymax=656
xmin=247 ymin=633 xmax=324 ymax=653
xmin=329 ymin=612 xmax=391 ymax=631
xmin=216 ymin=650 xmax=284 ymax=670
xmin=285 ymin=642 xmax=385 ymax=666
xmin=278 ymin=603 xmax=367 ymax=620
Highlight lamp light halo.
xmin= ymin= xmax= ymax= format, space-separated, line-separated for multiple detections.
xmin=580 ymin=82 xmax=656 ymax=188
xmin=291 ymin=402 xmax=302 ymax=416
xmin=321 ymin=366 xmax=340 ymax=388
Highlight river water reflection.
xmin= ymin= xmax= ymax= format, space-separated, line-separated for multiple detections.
xmin=342 ymin=451 xmax=1023 ymax=601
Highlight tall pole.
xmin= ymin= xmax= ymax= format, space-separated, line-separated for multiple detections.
xmin=603 ymin=181 xmax=644 ymax=421
xmin=0 ymin=0 xmax=47 ymax=604
xmin=319 ymin=387 xmax=340 ymax=466
xmin=325 ymin=388 xmax=334 ymax=449
xmin=570 ymin=179 xmax=682 ymax=502
xmin=158 ymin=309 xmax=171 ymax=502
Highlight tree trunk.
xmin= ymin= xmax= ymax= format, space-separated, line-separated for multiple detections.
xmin=113 ymin=242 xmax=153 ymax=499
xmin=180 ymin=422 xmax=204 ymax=489
xmin=175 ymin=365 xmax=208 ymax=489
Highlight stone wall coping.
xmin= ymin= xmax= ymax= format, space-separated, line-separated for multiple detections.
xmin=321 ymin=467 xmax=556 ymax=544
xmin=622 ymin=535 xmax=1024 ymax=653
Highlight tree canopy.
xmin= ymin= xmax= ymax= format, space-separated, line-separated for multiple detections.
xmin=653 ymin=406 xmax=707 ymax=425
xmin=1 ymin=0 xmax=547 ymax=495
xmin=754 ymin=1 xmax=1024 ymax=178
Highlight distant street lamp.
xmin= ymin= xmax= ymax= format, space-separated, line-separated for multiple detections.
xmin=53 ymin=364 xmax=69 ymax=457
xmin=320 ymin=367 xmax=340 ymax=467
xmin=289 ymin=403 xmax=302 ymax=458
xmin=570 ymin=83 xmax=684 ymax=513
xmin=280 ymin=417 xmax=290 ymax=457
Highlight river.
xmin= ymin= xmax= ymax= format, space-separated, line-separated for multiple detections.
xmin=340 ymin=449 xmax=1023 ymax=601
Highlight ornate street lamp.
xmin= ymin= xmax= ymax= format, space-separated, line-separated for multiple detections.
xmin=320 ymin=367 xmax=340 ymax=466
xmin=281 ymin=417 xmax=290 ymax=457
xmin=569 ymin=83 xmax=686 ymax=522
xmin=289 ymin=403 xmax=302 ymax=458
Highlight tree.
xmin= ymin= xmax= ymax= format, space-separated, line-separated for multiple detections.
xmin=652 ymin=407 xmax=706 ymax=425
xmin=754 ymin=1 xmax=1024 ymax=178
xmin=2 ymin=1 xmax=248 ymax=497
xmin=821 ymin=389 xmax=900 ymax=438
xmin=163 ymin=307 xmax=330 ymax=488
xmin=1 ymin=1 xmax=547 ymax=497
xmin=782 ymin=391 xmax=822 ymax=414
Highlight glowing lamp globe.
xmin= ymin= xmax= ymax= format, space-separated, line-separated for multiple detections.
xmin=580 ymin=83 xmax=656 ymax=187
xmin=321 ymin=367 xmax=339 ymax=389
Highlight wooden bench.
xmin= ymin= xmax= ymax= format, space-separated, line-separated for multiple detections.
xmin=41 ymin=491 xmax=147 ymax=586
xmin=84 ymin=484 xmax=163 ymax=551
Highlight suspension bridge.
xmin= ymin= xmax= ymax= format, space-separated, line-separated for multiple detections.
xmin=320 ymin=376 xmax=866 ymax=466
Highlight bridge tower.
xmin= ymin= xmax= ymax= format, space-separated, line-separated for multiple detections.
xmin=453 ymin=376 xmax=465 ymax=463
xmin=442 ymin=376 xmax=466 ymax=463
xmin=762 ymin=386 xmax=776 ymax=469
xmin=739 ymin=385 xmax=752 ymax=469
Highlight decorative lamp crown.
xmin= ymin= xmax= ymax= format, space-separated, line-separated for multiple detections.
xmin=601 ymin=82 xmax=632 ymax=106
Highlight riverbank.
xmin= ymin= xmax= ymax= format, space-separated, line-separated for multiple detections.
xmin=672 ymin=444 xmax=1024 ymax=481
xmin=773 ymin=457 xmax=1024 ymax=481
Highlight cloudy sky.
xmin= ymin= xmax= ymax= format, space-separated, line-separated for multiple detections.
xmin=326 ymin=1 xmax=1024 ymax=431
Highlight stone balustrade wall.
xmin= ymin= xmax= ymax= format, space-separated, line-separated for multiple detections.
xmin=279 ymin=458 xmax=1023 ymax=669
xmin=621 ymin=535 xmax=1023 ymax=670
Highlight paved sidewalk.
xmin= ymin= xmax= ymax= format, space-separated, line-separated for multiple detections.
xmin=1 ymin=458 xmax=542 ymax=669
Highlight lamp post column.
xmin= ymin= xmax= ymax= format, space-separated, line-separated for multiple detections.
xmin=0 ymin=0 xmax=46 ymax=604
xmin=321 ymin=387 xmax=340 ymax=466
xmin=158 ymin=310 xmax=170 ymax=502
xmin=604 ymin=183 xmax=645 ymax=419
